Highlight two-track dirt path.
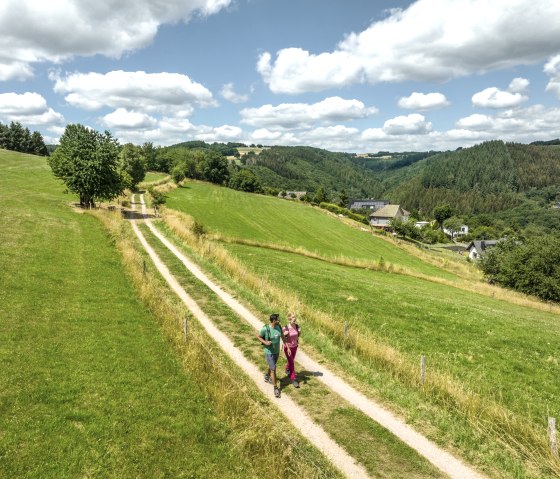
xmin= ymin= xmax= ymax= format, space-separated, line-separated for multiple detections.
xmin=131 ymin=194 xmax=487 ymax=479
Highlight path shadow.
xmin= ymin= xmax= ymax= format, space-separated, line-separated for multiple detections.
xmin=279 ymin=369 xmax=323 ymax=390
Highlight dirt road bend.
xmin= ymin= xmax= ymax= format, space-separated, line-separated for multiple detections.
xmin=135 ymin=194 xmax=487 ymax=479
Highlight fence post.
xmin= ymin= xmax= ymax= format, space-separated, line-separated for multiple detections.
xmin=142 ymin=259 xmax=146 ymax=276
xmin=344 ymin=321 xmax=349 ymax=344
xmin=549 ymin=417 xmax=558 ymax=457
xmin=420 ymin=355 xmax=426 ymax=386
xmin=183 ymin=318 xmax=187 ymax=342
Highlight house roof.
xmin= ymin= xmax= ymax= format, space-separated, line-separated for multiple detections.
xmin=370 ymin=204 xmax=409 ymax=218
xmin=467 ymin=240 xmax=499 ymax=255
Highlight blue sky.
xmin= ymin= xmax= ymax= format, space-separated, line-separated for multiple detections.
xmin=1 ymin=0 xmax=560 ymax=152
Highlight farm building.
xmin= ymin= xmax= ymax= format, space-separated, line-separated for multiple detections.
xmin=466 ymin=240 xmax=499 ymax=260
xmin=369 ymin=204 xmax=410 ymax=228
xmin=348 ymin=198 xmax=389 ymax=211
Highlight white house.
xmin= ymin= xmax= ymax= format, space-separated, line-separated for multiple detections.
xmin=466 ymin=240 xmax=498 ymax=260
xmin=444 ymin=224 xmax=469 ymax=238
xmin=369 ymin=204 xmax=410 ymax=228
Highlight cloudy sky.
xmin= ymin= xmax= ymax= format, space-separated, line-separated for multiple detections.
xmin=1 ymin=0 xmax=560 ymax=152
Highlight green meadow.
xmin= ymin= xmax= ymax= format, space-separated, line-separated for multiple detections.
xmin=163 ymin=180 xmax=560 ymax=477
xmin=166 ymin=182 xmax=457 ymax=279
xmin=0 ymin=150 xmax=257 ymax=478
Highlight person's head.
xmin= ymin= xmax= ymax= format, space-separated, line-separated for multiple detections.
xmin=288 ymin=312 xmax=297 ymax=324
xmin=269 ymin=313 xmax=280 ymax=324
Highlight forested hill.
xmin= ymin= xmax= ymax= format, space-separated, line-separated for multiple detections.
xmin=387 ymin=141 xmax=560 ymax=216
xmin=244 ymin=146 xmax=383 ymax=197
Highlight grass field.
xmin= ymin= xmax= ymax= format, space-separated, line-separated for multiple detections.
xmin=162 ymin=180 xmax=560 ymax=477
xmin=166 ymin=182 xmax=458 ymax=280
xmin=0 ymin=150 xmax=258 ymax=478
xmin=143 ymin=171 xmax=169 ymax=183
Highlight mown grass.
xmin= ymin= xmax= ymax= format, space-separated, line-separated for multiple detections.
xmin=160 ymin=205 xmax=560 ymax=478
xmin=139 ymin=219 xmax=446 ymax=479
xmin=165 ymin=182 xmax=458 ymax=280
xmin=0 ymin=150 xmax=253 ymax=478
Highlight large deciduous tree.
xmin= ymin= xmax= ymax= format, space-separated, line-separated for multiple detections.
xmin=48 ymin=124 xmax=123 ymax=208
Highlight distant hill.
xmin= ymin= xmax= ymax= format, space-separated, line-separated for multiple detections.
xmin=243 ymin=146 xmax=384 ymax=197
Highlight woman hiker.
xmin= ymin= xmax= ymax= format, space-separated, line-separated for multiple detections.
xmin=283 ymin=312 xmax=300 ymax=388
xmin=257 ymin=313 xmax=286 ymax=398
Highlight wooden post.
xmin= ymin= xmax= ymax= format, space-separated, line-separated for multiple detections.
xmin=142 ymin=259 xmax=146 ymax=276
xmin=344 ymin=321 xmax=349 ymax=343
xmin=420 ymin=355 xmax=426 ymax=385
xmin=183 ymin=318 xmax=187 ymax=342
xmin=549 ymin=417 xmax=558 ymax=457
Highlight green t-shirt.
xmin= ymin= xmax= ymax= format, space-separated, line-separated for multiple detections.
xmin=260 ymin=324 xmax=283 ymax=355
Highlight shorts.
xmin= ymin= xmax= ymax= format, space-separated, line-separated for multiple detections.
xmin=265 ymin=353 xmax=279 ymax=370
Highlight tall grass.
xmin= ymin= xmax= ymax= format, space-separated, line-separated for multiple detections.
xmin=92 ymin=208 xmax=342 ymax=479
xmin=161 ymin=207 xmax=560 ymax=477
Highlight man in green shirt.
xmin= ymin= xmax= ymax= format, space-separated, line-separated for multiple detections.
xmin=257 ymin=313 xmax=287 ymax=398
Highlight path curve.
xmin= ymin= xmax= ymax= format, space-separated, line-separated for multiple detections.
xmin=135 ymin=195 xmax=487 ymax=479
xmin=130 ymin=197 xmax=370 ymax=479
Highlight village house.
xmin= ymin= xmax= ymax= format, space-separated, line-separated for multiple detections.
xmin=466 ymin=240 xmax=499 ymax=260
xmin=348 ymin=198 xmax=389 ymax=211
xmin=444 ymin=224 xmax=469 ymax=238
xmin=369 ymin=204 xmax=410 ymax=228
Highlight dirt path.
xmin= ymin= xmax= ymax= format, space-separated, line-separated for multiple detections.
xmin=133 ymin=195 xmax=488 ymax=479
xmin=130 ymin=196 xmax=370 ymax=479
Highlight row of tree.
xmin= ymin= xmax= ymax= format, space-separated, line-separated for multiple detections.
xmin=0 ymin=121 xmax=48 ymax=156
xmin=480 ymin=236 xmax=560 ymax=302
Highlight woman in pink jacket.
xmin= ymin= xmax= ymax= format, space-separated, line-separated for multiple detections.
xmin=283 ymin=313 xmax=301 ymax=388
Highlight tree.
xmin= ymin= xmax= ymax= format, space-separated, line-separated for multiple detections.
xmin=338 ymin=190 xmax=349 ymax=208
xmin=200 ymin=151 xmax=229 ymax=184
xmin=142 ymin=142 xmax=159 ymax=170
xmin=30 ymin=131 xmax=48 ymax=156
xmin=48 ymin=124 xmax=123 ymax=208
xmin=443 ymin=216 xmax=464 ymax=238
xmin=119 ymin=143 xmax=146 ymax=190
xmin=312 ymin=186 xmax=328 ymax=204
xmin=148 ymin=187 xmax=166 ymax=216
xmin=433 ymin=204 xmax=454 ymax=230
xmin=228 ymin=169 xmax=261 ymax=192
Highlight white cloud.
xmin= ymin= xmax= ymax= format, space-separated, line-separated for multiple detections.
xmin=398 ymin=92 xmax=449 ymax=110
xmin=258 ymin=0 xmax=560 ymax=93
xmin=101 ymin=108 xmax=157 ymax=130
xmin=382 ymin=114 xmax=432 ymax=135
xmin=545 ymin=55 xmax=560 ymax=98
xmin=0 ymin=92 xmax=64 ymax=126
xmin=508 ymin=77 xmax=530 ymax=93
xmin=240 ymin=96 xmax=377 ymax=129
xmin=220 ymin=83 xmax=249 ymax=103
xmin=0 ymin=0 xmax=231 ymax=81
xmin=455 ymin=114 xmax=493 ymax=130
xmin=52 ymin=70 xmax=215 ymax=114
xmin=472 ymin=87 xmax=527 ymax=108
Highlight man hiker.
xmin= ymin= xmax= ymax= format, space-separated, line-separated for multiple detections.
xmin=257 ymin=313 xmax=286 ymax=398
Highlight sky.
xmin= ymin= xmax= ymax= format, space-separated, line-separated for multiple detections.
xmin=1 ymin=0 xmax=560 ymax=153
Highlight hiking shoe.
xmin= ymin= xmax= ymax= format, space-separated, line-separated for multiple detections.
xmin=274 ymin=387 xmax=281 ymax=398
xmin=292 ymin=379 xmax=300 ymax=388
xmin=264 ymin=374 xmax=270 ymax=383
xmin=285 ymin=368 xmax=291 ymax=376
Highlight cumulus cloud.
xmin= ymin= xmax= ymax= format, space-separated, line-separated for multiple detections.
xmin=472 ymin=87 xmax=528 ymax=108
xmin=101 ymin=108 xmax=158 ymax=130
xmin=0 ymin=92 xmax=64 ymax=125
xmin=545 ymin=55 xmax=560 ymax=98
xmin=508 ymin=77 xmax=530 ymax=93
xmin=220 ymin=83 xmax=249 ymax=103
xmin=258 ymin=0 xmax=560 ymax=94
xmin=0 ymin=0 xmax=231 ymax=81
xmin=240 ymin=96 xmax=377 ymax=129
xmin=52 ymin=70 xmax=215 ymax=114
xmin=398 ymin=92 xmax=449 ymax=110
xmin=382 ymin=114 xmax=432 ymax=135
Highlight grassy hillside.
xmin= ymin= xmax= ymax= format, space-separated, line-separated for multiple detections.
xmin=0 ymin=150 xmax=258 ymax=478
xmin=165 ymin=181 xmax=458 ymax=280
xmin=162 ymin=180 xmax=560 ymax=477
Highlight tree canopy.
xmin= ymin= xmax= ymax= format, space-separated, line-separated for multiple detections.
xmin=48 ymin=124 xmax=124 ymax=208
